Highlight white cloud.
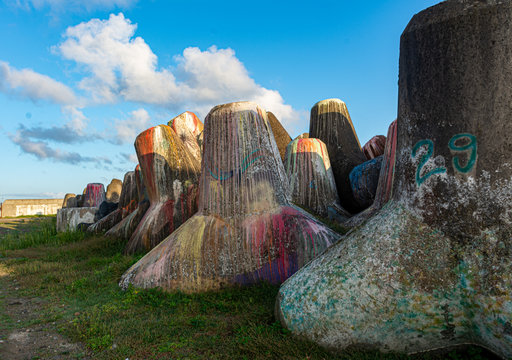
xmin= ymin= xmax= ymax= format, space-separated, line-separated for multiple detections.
xmin=114 ymin=108 xmax=151 ymax=144
xmin=9 ymin=131 xmax=97 ymax=164
xmin=57 ymin=13 xmax=299 ymax=127
xmin=7 ymin=0 xmax=137 ymax=13
xmin=0 ymin=61 xmax=78 ymax=105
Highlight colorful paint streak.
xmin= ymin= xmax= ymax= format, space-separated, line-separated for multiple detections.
xmin=362 ymin=135 xmax=386 ymax=160
xmin=120 ymin=101 xmax=341 ymax=293
xmin=124 ymin=124 xmax=201 ymax=254
xmin=309 ymin=98 xmax=367 ymax=213
xmin=82 ymin=183 xmax=105 ymax=208
xmin=168 ymin=111 xmax=204 ymax=162
xmin=284 ymin=138 xmax=349 ymax=220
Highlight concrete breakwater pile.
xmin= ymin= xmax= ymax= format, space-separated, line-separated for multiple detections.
xmin=56 ymin=1 xmax=512 ymax=358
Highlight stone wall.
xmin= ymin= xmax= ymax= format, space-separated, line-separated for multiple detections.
xmin=0 ymin=199 xmax=63 ymax=218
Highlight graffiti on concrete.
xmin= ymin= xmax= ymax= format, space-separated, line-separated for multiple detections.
xmin=412 ymin=133 xmax=477 ymax=186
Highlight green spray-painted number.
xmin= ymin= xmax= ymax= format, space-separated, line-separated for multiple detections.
xmin=412 ymin=139 xmax=447 ymax=186
xmin=448 ymin=133 xmax=477 ymax=173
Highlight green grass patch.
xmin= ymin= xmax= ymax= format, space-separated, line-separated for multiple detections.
xmin=0 ymin=219 xmax=497 ymax=359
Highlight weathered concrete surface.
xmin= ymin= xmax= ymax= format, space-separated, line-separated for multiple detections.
xmin=1 ymin=199 xmax=63 ymax=218
xmin=168 ymin=111 xmax=204 ymax=162
xmin=61 ymin=194 xmax=77 ymax=209
xmin=267 ymin=111 xmax=292 ymax=162
xmin=105 ymin=178 xmax=122 ymax=203
xmin=309 ymin=98 xmax=367 ymax=214
xmin=82 ymin=183 xmax=105 ymax=208
xmin=106 ymin=166 xmax=150 ymax=240
xmin=284 ymin=138 xmax=350 ymax=221
xmin=124 ymin=125 xmax=201 ymax=254
xmin=88 ymin=208 xmax=122 ymax=234
xmin=99 ymin=171 xmax=139 ymax=229
xmin=56 ymin=207 xmax=98 ymax=232
xmin=118 ymin=171 xmax=138 ymax=216
xmin=344 ymin=120 xmax=398 ymax=227
xmin=362 ymin=135 xmax=386 ymax=160
xmin=349 ymin=155 xmax=383 ymax=210
xmin=120 ymin=102 xmax=341 ymax=293
xmin=277 ymin=2 xmax=512 ymax=358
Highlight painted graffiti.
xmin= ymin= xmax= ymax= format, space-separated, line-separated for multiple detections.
xmin=207 ymin=149 xmax=266 ymax=181
xmin=411 ymin=140 xmax=446 ymax=186
xmin=412 ymin=133 xmax=477 ymax=186
xmin=448 ymin=133 xmax=477 ymax=173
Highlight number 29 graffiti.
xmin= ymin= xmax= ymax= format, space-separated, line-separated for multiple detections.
xmin=411 ymin=133 xmax=477 ymax=186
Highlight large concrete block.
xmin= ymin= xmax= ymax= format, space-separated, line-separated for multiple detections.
xmin=267 ymin=111 xmax=292 ymax=162
xmin=344 ymin=120 xmax=398 ymax=227
xmin=362 ymin=135 xmax=386 ymax=160
xmin=1 ymin=199 xmax=63 ymax=217
xmin=120 ymin=102 xmax=341 ymax=293
xmin=124 ymin=125 xmax=201 ymax=254
xmin=56 ymin=207 xmax=98 ymax=232
xmin=168 ymin=111 xmax=204 ymax=162
xmin=309 ymin=98 xmax=367 ymax=213
xmin=284 ymin=138 xmax=349 ymax=221
xmin=82 ymin=183 xmax=105 ymax=208
xmin=61 ymin=193 xmax=77 ymax=208
xmin=349 ymin=155 xmax=383 ymax=210
xmin=106 ymin=165 xmax=150 ymax=240
xmin=277 ymin=2 xmax=512 ymax=358
xmin=106 ymin=178 xmax=122 ymax=203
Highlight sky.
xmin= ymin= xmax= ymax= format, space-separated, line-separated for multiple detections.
xmin=0 ymin=0 xmax=440 ymax=203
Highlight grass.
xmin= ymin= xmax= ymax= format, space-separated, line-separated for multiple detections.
xmin=0 ymin=217 xmax=497 ymax=359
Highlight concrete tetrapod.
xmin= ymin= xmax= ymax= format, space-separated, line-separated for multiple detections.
xmin=168 ymin=111 xmax=204 ymax=162
xmin=267 ymin=111 xmax=292 ymax=162
xmin=88 ymin=172 xmax=137 ymax=234
xmin=106 ymin=178 xmax=123 ymax=203
xmin=106 ymin=165 xmax=150 ymax=240
xmin=309 ymin=98 xmax=366 ymax=214
xmin=120 ymin=102 xmax=341 ymax=293
xmin=284 ymin=138 xmax=350 ymax=222
xmin=349 ymin=155 xmax=383 ymax=210
xmin=362 ymin=135 xmax=386 ymax=160
xmin=277 ymin=2 xmax=512 ymax=358
xmin=61 ymin=193 xmax=77 ymax=208
xmin=82 ymin=183 xmax=105 ymax=208
xmin=344 ymin=120 xmax=397 ymax=227
xmin=124 ymin=125 xmax=201 ymax=254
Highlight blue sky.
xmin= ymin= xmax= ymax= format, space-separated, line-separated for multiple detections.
xmin=0 ymin=0 xmax=440 ymax=203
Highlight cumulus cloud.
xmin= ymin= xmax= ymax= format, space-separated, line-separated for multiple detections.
xmin=7 ymin=0 xmax=137 ymax=13
xmin=57 ymin=13 xmax=299 ymax=126
xmin=0 ymin=61 xmax=78 ymax=105
xmin=113 ymin=108 xmax=151 ymax=144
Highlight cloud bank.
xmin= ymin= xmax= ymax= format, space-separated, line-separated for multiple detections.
xmin=6 ymin=12 xmax=298 ymax=166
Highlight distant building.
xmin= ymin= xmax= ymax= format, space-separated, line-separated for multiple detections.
xmin=0 ymin=199 xmax=64 ymax=218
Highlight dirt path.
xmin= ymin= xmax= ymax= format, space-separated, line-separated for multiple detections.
xmin=0 ymin=271 xmax=89 ymax=360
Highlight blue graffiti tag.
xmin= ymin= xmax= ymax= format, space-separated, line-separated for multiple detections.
xmin=448 ymin=133 xmax=477 ymax=173
xmin=412 ymin=139 xmax=447 ymax=186
xmin=207 ymin=149 xmax=265 ymax=181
